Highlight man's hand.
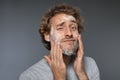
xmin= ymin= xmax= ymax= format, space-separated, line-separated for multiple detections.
xmin=74 ymin=35 xmax=89 ymax=80
xmin=44 ymin=41 xmax=66 ymax=80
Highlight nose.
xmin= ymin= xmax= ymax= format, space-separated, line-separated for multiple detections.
xmin=65 ymin=27 xmax=72 ymax=38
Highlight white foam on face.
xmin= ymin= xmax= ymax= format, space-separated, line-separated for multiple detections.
xmin=50 ymin=27 xmax=61 ymax=44
xmin=50 ymin=15 xmax=76 ymax=41
xmin=50 ymin=27 xmax=54 ymax=41
xmin=61 ymin=15 xmax=76 ymax=23
xmin=49 ymin=15 xmax=79 ymax=55
xmin=63 ymin=39 xmax=78 ymax=56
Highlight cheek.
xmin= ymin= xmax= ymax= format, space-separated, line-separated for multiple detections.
xmin=54 ymin=33 xmax=62 ymax=40
xmin=50 ymin=27 xmax=62 ymax=41
xmin=73 ymin=32 xmax=79 ymax=39
xmin=51 ymin=33 xmax=62 ymax=42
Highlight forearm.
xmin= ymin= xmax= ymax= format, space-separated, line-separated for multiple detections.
xmin=54 ymin=78 xmax=66 ymax=80
xmin=77 ymin=72 xmax=89 ymax=80
xmin=54 ymin=76 xmax=66 ymax=80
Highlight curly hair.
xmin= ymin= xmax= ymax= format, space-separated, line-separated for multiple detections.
xmin=39 ymin=3 xmax=84 ymax=50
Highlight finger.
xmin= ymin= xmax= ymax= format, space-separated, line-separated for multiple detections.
xmin=78 ymin=34 xmax=84 ymax=57
xmin=57 ymin=43 xmax=63 ymax=63
xmin=54 ymin=42 xmax=60 ymax=65
xmin=50 ymin=41 xmax=54 ymax=60
xmin=53 ymin=40 xmax=58 ymax=63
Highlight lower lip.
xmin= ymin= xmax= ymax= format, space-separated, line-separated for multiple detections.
xmin=64 ymin=40 xmax=73 ymax=43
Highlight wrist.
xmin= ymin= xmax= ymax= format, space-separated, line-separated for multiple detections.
xmin=77 ymin=72 xmax=89 ymax=80
xmin=54 ymin=75 xmax=66 ymax=80
xmin=54 ymin=77 xmax=66 ymax=80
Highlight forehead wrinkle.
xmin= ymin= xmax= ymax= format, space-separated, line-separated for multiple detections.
xmin=50 ymin=14 xmax=77 ymax=27
xmin=57 ymin=16 xmax=76 ymax=23
xmin=56 ymin=21 xmax=65 ymax=27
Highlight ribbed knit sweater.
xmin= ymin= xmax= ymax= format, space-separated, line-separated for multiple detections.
xmin=19 ymin=56 xmax=100 ymax=80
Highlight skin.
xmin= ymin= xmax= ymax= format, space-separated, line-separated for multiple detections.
xmin=50 ymin=14 xmax=79 ymax=56
xmin=44 ymin=13 xmax=88 ymax=80
xmin=50 ymin=26 xmax=78 ymax=56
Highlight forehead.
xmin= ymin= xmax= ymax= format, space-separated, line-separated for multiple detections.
xmin=50 ymin=13 xmax=76 ymax=26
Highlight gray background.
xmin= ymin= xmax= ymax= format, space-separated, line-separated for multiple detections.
xmin=0 ymin=0 xmax=120 ymax=80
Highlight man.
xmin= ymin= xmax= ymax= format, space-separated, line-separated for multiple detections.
xmin=19 ymin=4 xmax=100 ymax=80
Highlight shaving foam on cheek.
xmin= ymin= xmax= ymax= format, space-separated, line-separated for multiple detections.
xmin=55 ymin=33 xmax=61 ymax=40
xmin=50 ymin=27 xmax=61 ymax=44
xmin=50 ymin=27 xmax=54 ymax=41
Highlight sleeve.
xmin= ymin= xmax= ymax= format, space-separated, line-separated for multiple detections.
xmin=19 ymin=73 xmax=30 ymax=80
xmin=19 ymin=70 xmax=44 ymax=80
xmin=19 ymin=59 xmax=50 ymax=80
xmin=88 ymin=57 xmax=100 ymax=80
xmin=19 ymin=71 xmax=47 ymax=80
xmin=84 ymin=56 xmax=100 ymax=80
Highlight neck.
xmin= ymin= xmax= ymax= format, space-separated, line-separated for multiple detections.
xmin=48 ymin=54 xmax=76 ymax=66
xmin=63 ymin=54 xmax=75 ymax=65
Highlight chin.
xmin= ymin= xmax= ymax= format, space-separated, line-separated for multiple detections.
xmin=61 ymin=40 xmax=78 ymax=56
xmin=62 ymin=49 xmax=76 ymax=56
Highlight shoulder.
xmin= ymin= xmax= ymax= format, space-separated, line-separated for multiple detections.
xmin=84 ymin=56 xmax=100 ymax=80
xmin=19 ymin=59 xmax=52 ymax=80
xmin=84 ymin=56 xmax=97 ymax=66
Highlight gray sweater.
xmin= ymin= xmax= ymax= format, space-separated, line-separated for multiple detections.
xmin=19 ymin=56 xmax=100 ymax=80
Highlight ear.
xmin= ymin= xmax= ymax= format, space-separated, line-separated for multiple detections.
xmin=44 ymin=33 xmax=50 ymax=42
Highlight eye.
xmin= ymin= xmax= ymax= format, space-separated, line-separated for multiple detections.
xmin=56 ymin=22 xmax=64 ymax=30
xmin=70 ymin=25 xmax=77 ymax=31
xmin=56 ymin=27 xmax=63 ymax=30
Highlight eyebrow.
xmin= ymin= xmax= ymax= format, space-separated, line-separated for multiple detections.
xmin=71 ymin=20 xmax=77 ymax=23
xmin=56 ymin=20 xmax=77 ymax=27
xmin=56 ymin=22 xmax=64 ymax=27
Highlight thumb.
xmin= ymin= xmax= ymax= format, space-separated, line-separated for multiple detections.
xmin=44 ymin=55 xmax=51 ymax=66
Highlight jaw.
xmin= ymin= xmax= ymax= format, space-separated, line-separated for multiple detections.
xmin=60 ymin=40 xmax=78 ymax=56
xmin=63 ymin=50 xmax=76 ymax=56
xmin=62 ymin=53 xmax=76 ymax=65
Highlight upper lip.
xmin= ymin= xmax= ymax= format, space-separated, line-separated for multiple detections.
xmin=63 ymin=39 xmax=75 ymax=42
